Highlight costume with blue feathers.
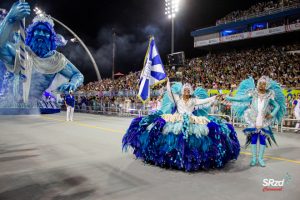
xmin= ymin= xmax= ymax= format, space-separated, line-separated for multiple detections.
xmin=226 ymin=76 xmax=286 ymax=167
xmin=122 ymin=81 xmax=240 ymax=171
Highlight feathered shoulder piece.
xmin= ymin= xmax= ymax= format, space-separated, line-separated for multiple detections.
xmin=230 ymin=77 xmax=255 ymax=119
xmin=192 ymin=87 xmax=210 ymax=116
xmin=235 ymin=77 xmax=255 ymax=97
xmin=193 ymin=87 xmax=209 ymax=99
xmin=171 ymin=82 xmax=182 ymax=95
xmin=269 ymin=79 xmax=286 ymax=122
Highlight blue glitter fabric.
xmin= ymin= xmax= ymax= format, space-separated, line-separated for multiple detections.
xmin=243 ymin=127 xmax=277 ymax=148
xmin=122 ymin=112 xmax=240 ymax=171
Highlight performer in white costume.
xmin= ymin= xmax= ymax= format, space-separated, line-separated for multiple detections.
xmin=227 ymin=76 xmax=286 ymax=167
xmin=122 ymin=79 xmax=240 ymax=171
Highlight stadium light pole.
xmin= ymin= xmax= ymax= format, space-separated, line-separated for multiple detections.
xmin=165 ymin=0 xmax=180 ymax=54
xmin=33 ymin=7 xmax=102 ymax=81
xmin=112 ymin=29 xmax=116 ymax=80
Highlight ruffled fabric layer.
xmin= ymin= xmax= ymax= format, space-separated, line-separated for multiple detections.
xmin=161 ymin=113 xmax=210 ymax=137
xmin=122 ymin=112 xmax=240 ymax=171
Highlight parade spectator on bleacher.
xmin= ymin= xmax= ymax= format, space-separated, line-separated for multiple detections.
xmin=75 ymin=44 xmax=299 ymax=114
xmin=216 ymin=0 xmax=299 ymax=25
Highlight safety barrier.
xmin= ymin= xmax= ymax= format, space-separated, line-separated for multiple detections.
xmin=72 ymin=103 xmax=233 ymax=121
xmin=208 ymin=113 xmax=232 ymax=122
xmin=74 ymin=105 xmax=120 ymax=115
xmin=69 ymin=102 xmax=299 ymax=133
xmin=38 ymin=100 xmax=59 ymax=109
xmin=231 ymin=115 xmax=280 ymax=132
xmin=280 ymin=118 xmax=300 ymax=133
xmin=232 ymin=116 xmax=248 ymax=128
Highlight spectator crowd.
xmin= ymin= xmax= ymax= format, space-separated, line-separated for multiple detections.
xmin=78 ymin=44 xmax=300 ymax=95
xmin=216 ymin=0 xmax=299 ymax=25
xmin=186 ymin=44 xmax=300 ymax=89
xmin=74 ymin=43 xmax=299 ymax=120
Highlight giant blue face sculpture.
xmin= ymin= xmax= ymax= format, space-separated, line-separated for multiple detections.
xmin=25 ymin=22 xmax=57 ymax=58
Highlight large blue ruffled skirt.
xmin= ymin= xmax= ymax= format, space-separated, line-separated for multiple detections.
xmin=122 ymin=112 xmax=240 ymax=171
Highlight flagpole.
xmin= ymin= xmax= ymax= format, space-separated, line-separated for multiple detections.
xmin=138 ymin=36 xmax=167 ymax=103
xmin=167 ymin=78 xmax=178 ymax=113
xmin=141 ymin=35 xmax=153 ymax=76
xmin=171 ymin=17 xmax=174 ymax=53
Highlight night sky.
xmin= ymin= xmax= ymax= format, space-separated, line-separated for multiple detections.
xmin=0 ymin=0 xmax=266 ymax=82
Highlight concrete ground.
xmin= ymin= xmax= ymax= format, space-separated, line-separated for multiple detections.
xmin=0 ymin=112 xmax=299 ymax=200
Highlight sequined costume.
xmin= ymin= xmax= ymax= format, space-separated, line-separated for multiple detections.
xmin=226 ymin=76 xmax=286 ymax=167
xmin=122 ymin=82 xmax=240 ymax=171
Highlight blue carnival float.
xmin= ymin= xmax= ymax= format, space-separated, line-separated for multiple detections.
xmin=0 ymin=1 xmax=84 ymax=115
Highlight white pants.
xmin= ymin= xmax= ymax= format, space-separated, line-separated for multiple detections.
xmin=66 ymin=106 xmax=74 ymax=121
xmin=295 ymin=111 xmax=300 ymax=129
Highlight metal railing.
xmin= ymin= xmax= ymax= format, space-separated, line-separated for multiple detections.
xmin=71 ymin=102 xmax=148 ymax=117
xmin=75 ymin=90 xmax=162 ymax=98
xmin=61 ymin=101 xmax=300 ymax=133
xmin=208 ymin=113 xmax=232 ymax=122
xmin=280 ymin=118 xmax=300 ymax=132
xmin=38 ymin=100 xmax=59 ymax=109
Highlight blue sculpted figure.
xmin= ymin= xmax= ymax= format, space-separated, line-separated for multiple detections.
xmin=0 ymin=9 xmax=7 ymax=96
xmin=0 ymin=32 xmax=21 ymax=99
xmin=0 ymin=2 xmax=84 ymax=101
xmin=0 ymin=61 xmax=5 ymax=92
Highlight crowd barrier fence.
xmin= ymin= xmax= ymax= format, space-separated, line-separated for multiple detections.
xmin=61 ymin=101 xmax=300 ymax=133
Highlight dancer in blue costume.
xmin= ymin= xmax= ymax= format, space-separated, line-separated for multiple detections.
xmin=0 ymin=2 xmax=84 ymax=101
xmin=226 ymin=76 xmax=286 ymax=167
xmin=123 ymin=79 xmax=240 ymax=171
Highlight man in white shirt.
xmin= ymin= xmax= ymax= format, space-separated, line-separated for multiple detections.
xmin=65 ymin=90 xmax=75 ymax=121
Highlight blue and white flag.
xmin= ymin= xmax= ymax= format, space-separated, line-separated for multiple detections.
xmin=138 ymin=37 xmax=166 ymax=103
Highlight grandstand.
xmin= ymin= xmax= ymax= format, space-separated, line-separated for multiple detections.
xmin=191 ymin=0 xmax=300 ymax=48
xmin=78 ymin=1 xmax=300 ymax=96
xmin=75 ymin=1 xmax=299 ymax=123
